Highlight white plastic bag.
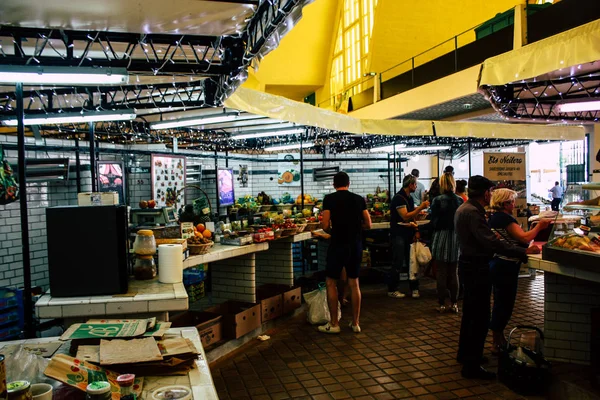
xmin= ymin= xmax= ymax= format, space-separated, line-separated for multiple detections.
xmin=303 ymin=284 xmax=341 ymax=325
xmin=409 ymin=241 xmax=432 ymax=280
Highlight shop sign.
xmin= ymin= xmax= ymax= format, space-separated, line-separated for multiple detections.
xmin=484 ymin=153 xmax=526 ymax=181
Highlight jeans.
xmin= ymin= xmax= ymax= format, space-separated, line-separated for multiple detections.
xmin=457 ymin=260 xmax=492 ymax=367
xmin=551 ymin=198 xmax=561 ymax=211
xmin=436 ymin=261 xmax=458 ymax=305
xmin=389 ymin=235 xmax=419 ymax=292
xmin=489 ymin=257 xmax=521 ymax=333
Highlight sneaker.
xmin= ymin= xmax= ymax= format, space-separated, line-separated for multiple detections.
xmin=388 ymin=291 xmax=406 ymax=299
xmin=318 ymin=323 xmax=340 ymax=334
xmin=412 ymin=290 xmax=420 ymax=298
xmin=450 ymin=303 xmax=459 ymax=313
xmin=436 ymin=305 xmax=446 ymax=313
xmin=348 ymin=322 xmax=361 ymax=333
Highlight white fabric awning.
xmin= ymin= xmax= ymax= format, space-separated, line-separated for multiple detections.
xmin=226 ymin=87 xmax=585 ymax=140
xmin=479 ymin=18 xmax=600 ymax=86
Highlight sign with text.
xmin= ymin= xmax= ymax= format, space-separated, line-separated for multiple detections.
xmin=484 ymin=153 xmax=526 ymax=181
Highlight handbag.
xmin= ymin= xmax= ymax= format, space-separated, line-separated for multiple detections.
xmin=498 ymin=325 xmax=552 ymax=395
xmin=0 ymin=145 xmax=19 ymax=205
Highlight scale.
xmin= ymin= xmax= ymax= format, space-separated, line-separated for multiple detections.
xmin=130 ymin=207 xmax=177 ymax=226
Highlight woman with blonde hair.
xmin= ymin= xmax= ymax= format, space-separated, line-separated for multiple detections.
xmin=429 ymin=172 xmax=463 ymax=313
xmin=488 ymin=189 xmax=550 ymax=352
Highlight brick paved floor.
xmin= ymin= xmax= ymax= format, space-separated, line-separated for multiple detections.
xmin=210 ymin=273 xmax=600 ymax=399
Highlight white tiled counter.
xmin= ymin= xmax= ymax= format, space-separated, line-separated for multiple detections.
xmin=369 ymin=222 xmax=390 ymax=230
xmin=0 ymin=327 xmax=218 ymax=400
xmin=255 ymin=232 xmax=314 ymax=287
xmin=528 ymin=254 xmax=600 ymax=365
xmin=183 ymin=242 xmax=269 ymax=269
xmin=35 ymin=278 xmax=188 ymax=319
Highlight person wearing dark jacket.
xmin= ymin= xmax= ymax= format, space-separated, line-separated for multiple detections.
xmin=454 ymin=176 xmax=540 ymax=380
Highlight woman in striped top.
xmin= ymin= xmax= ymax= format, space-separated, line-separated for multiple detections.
xmin=488 ymin=189 xmax=550 ymax=353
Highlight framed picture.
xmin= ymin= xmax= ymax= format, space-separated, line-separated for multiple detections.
xmin=151 ymin=154 xmax=186 ymax=208
xmin=97 ymin=161 xmax=126 ymax=205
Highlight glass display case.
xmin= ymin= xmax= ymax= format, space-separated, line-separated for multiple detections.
xmin=542 ymin=183 xmax=600 ymax=268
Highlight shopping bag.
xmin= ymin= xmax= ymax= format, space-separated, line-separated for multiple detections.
xmin=303 ymin=283 xmax=341 ymax=325
xmin=0 ymin=144 xmax=18 ymax=205
xmin=409 ymin=241 xmax=432 ymax=280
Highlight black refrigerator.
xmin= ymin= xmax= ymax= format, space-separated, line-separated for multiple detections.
xmin=46 ymin=205 xmax=129 ymax=297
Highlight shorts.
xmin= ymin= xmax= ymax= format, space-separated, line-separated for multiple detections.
xmin=326 ymin=240 xmax=362 ymax=280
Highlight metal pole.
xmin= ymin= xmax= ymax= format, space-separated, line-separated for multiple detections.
xmin=75 ymin=138 xmax=81 ymax=193
xmin=468 ymin=138 xmax=472 ymax=177
xmin=300 ymin=131 xmax=305 ymax=209
xmin=454 ymin=36 xmax=458 ymax=72
xmin=392 ymin=145 xmax=397 ymax=194
xmin=411 ymin=58 xmax=415 ymax=88
xmin=16 ymin=82 xmax=34 ymax=339
xmin=437 ymin=151 xmax=440 ymax=177
xmin=89 ymin=122 xmax=97 ymax=192
xmin=387 ymin=153 xmax=392 ymax=195
xmin=225 ymin=151 xmax=229 ymax=168
xmin=214 ymin=150 xmax=220 ymax=218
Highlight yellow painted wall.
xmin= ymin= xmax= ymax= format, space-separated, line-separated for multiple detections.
xmin=370 ymin=0 xmax=524 ymax=77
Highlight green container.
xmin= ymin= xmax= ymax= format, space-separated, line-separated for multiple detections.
xmin=475 ymin=4 xmax=552 ymax=40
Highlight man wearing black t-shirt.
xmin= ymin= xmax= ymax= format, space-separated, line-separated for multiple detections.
xmin=319 ymin=172 xmax=372 ymax=334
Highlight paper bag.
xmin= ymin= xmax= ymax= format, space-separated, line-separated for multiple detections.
xmin=100 ymin=338 xmax=163 ymax=366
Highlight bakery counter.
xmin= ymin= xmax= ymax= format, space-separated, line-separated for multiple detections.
xmin=35 ymin=278 xmax=188 ymax=320
xmin=528 ymin=253 xmax=600 ymax=283
xmin=0 ymin=327 xmax=218 ymax=400
xmin=184 ymin=242 xmax=269 ymax=269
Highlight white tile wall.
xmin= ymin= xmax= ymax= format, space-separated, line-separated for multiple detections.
xmin=255 ymin=241 xmax=294 ymax=286
xmin=211 ymin=254 xmax=256 ymax=304
xmin=543 ymin=272 xmax=600 ymax=365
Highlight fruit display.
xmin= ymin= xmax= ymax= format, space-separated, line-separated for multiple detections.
xmin=295 ymin=194 xmax=315 ymax=205
xmin=257 ymin=191 xmax=272 ymax=205
xmin=279 ymin=192 xmax=295 ymax=205
xmin=549 ymin=233 xmax=600 ymax=253
xmin=187 ymin=235 xmax=212 ymax=245
xmin=233 ymin=195 xmax=260 ymax=213
xmin=138 ymin=199 xmax=156 ymax=209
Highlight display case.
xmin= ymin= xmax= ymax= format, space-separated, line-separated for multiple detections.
xmin=542 ymin=184 xmax=600 ymax=268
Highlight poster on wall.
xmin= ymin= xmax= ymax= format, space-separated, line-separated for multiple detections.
xmin=151 ymin=154 xmax=186 ymax=208
xmin=484 ymin=152 xmax=528 ymax=227
xmin=277 ymin=153 xmax=301 ymax=187
xmin=97 ymin=161 xmax=126 ymax=205
xmin=217 ymin=169 xmax=235 ymax=207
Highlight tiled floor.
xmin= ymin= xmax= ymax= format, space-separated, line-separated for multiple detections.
xmin=210 ymin=273 xmax=600 ymax=399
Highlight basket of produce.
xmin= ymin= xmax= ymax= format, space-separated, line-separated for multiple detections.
xmin=187 ymin=236 xmax=214 ymax=255
xmin=305 ymin=222 xmax=320 ymax=232
xmin=273 ymin=229 xmax=283 ymax=239
xmin=280 ymin=228 xmax=297 ymax=237
xmin=295 ymin=224 xmax=307 ymax=233
xmin=177 ymin=185 xmax=213 ymax=224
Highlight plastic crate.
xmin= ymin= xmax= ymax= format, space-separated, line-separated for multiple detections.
xmin=0 ymin=325 xmax=20 ymax=341
xmin=0 ymin=288 xmax=24 ymax=331
xmin=183 ymin=269 xmax=205 ymax=286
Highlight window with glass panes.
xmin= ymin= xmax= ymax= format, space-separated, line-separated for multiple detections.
xmin=330 ymin=0 xmax=378 ymax=101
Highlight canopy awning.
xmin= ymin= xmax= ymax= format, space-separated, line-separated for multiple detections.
xmin=225 ymin=87 xmax=585 ymax=140
xmin=479 ymin=18 xmax=600 ymax=87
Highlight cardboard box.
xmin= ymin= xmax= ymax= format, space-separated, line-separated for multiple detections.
xmin=77 ymin=192 xmax=119 ymax=206
xmin=169 ymin=311 xmax=222 ymax=348
xmin=207 ymin=301 xmax=261 ymax=339
xmin=257 ymin=286 xmax=283 ymax=322
xmin=258 ymin=284 xmax=301 ymax=316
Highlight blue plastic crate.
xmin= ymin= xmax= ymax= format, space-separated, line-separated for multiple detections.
xmin=0 ymin=288 xmax=23 ymax=330
xmin=183 ymin=269 xmax=205 ymax=286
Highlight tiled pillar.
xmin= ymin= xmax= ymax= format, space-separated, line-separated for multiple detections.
xmin=212 ymin=254 xmax=256 ymax=304
xmin=544 ymin=272 xmax=600 ymax=365
xmin=255 ymin=241 xmax=294 ymax=286
xmin=317 ymin=241 xmax=329 ymax=272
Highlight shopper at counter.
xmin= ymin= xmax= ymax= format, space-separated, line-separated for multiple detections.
xmin=456 ymin=179 xmax=468 ymax=202
xmin=388 ymin=174 xmax=430 ymax=299
xmin=454 ymin=175 xmax=539 ymax=380
xmin=410 ymin=169 xmax=426 ymax=206
xmin=488 ymin=189 xmax=551 ymax=353
xmin=318 ymin=172 xmax=372 ymax=334
xmin=429 ymin=172 xmax=463 ymax=313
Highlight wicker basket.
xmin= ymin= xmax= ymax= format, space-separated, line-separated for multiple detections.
xmin=188 ymin=241 xmax=214 ymax=255
xmin=280 ymin=228 xmax=298 ymax=237
xmin=295 ymin=224 xmax=307 ymax=233
xmin=305 ymin=222 xmax=320 ymax=232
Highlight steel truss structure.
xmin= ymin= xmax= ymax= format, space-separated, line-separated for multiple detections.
xmin=481 ymin=71 xmax=600 ymax=122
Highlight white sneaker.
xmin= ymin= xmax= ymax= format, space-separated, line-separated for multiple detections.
xmin=318 ymin=322 xmax=340 ymax=334
xmin=348 ymin=322 xmax=361 ymax=333
xmin=388 ymin=291 xmax=406 ymax=299
xmin=450 ymin=303 xmax=459 ymax=313
xmin=412 ymin=290 xmax=420 ymax=298
xmin=436 ymin=305 xmax=446 ymax=313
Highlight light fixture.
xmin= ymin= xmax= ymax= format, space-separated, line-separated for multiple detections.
xmin=0 ymin=66 xmax=128 ymax=85
xmin=370 ymin=144 xmax=450 ymax=153
xmin=370 ymin=144 xmax=406 ymax=153
xmin=264 ymin=142 xmax=315 ymax=152
xmin=1 ymin=111 xmax=136 ymax=126
xmin=150 ymin=114 xmax=239 ymax=130
xmin=231 ymin=128 xmax=305 ymax=140
xmin=558 ymin=100 xmax=600 ymax=113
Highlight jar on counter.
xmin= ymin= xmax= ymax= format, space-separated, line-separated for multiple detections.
xmin=133 ymin=230 xmax=157 ymax=255
xmin=85 ymin=381 xmax=112 ymax=400
xmin=7 ymin=381 xmax=32 ymax=400
xmin=134 ymin=255 xmax=157 ymax=280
